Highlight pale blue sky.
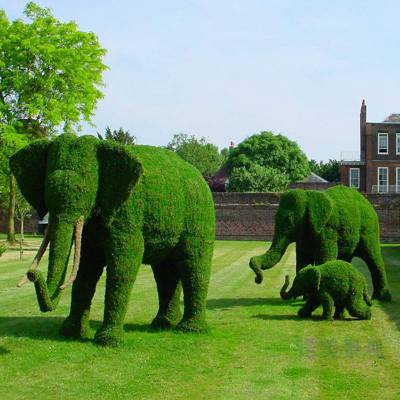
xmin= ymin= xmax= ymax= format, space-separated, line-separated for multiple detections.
xmin=3 ymin=1 xmax=400 ymax=160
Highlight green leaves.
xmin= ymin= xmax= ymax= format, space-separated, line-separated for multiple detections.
xmin=227 ymin=164 xmax=289 ymax=192
xmin=309 ymin=159 xmax=340 ymax=182
xmin=167 ymin=133 xmax=224 ymax=177
xmin=226 ymin=131 xmax=310 ymax=190
xmin=0 ymin=2 xmax=107 ymax=134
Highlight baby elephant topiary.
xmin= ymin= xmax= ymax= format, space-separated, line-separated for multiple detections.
xmin=280 ymin=260 xmax=372 ymax=320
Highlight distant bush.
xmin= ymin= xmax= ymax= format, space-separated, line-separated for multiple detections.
xmin=227 ymin=165 xmax=289 ymax=192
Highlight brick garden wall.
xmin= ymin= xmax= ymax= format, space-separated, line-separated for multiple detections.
xmin=214 ymin=192 xmax=400 ymax=243
xmin=1 ymin=192 xmax=400 ymax=243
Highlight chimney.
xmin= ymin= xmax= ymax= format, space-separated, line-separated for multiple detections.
xmin=360 ymin=99 xmax=366 ymax=162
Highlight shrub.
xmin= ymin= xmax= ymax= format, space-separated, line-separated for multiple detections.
xmin=227 ymin=165 xmax=289 ymax=192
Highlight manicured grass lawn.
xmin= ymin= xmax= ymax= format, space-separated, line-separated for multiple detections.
xmin=1 ymin=239 xmax=400 ymax=399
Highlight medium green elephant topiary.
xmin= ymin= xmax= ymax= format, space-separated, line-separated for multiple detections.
xmin=10 ymin=134 xmax=215 ymax=346
xmin=280 ymin=260 xmax=372 ymax=320
xmin=250 ymin=186 xmax=391 ymax=302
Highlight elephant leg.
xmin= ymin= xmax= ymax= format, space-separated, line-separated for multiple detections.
xmin=150 ymin=260 xmax=182 ymax=329
xmin=175 ymin=236 xmax=213 ymax=333
xmin=334 ymin=305 xmax=346 ymax=320
xmin=318 ymin=292 xmax=334 ymax=320
xmin=346 ymin=294 xmax=372 ymax=320
xmin=314 ymin=230 xmax=338 ymax=264
xmin=60 ymin=221 xmax=105 ymax=339
xmin=357 ymin=235 xmax=391 ymax=302
xmin=296 ymin=241 xmax=314 ymax=274
xmin=94 ymin=233 xmax=144 ymax=347
xmin=298 ymin=297 xmax=320 ymax=318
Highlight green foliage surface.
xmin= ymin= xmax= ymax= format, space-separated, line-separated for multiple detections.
xmin=0 ymin=2 xmax=107 ymax=134
xmin=250 ymin=185 xmax=391 ymax=302
xmin=0 ymin=240 xmax=400 ymax=399
xmin=167 ymin=133 xmax=224 ymax=176
xmin=226 ymin=131 xmax=310 ymax=188
xmin=309 ymin=159 xmax=340 ymax=182
xmin=10 ymin=134 xmax=215 ymax=346
xmin=281 ymin=260 xmax=372 ymax=320
xmin=227 ymin=164 xmax=289 ymax=192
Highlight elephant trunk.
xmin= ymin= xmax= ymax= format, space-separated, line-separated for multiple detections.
xmin=249 ymin=235 xmax=290 ymax=284
xmin=280 ymin=275 xmax=293 ymax=300
xmin=21 ymin=216 xmax=84 ymax=312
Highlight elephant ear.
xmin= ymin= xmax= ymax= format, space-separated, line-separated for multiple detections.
xmin=96 ymin=141 xmax=143 ymax=217
xmin=306 ymin=190 xmax=333 ymax=234
xmin=9 ymin=140 xmax=49 ymax=219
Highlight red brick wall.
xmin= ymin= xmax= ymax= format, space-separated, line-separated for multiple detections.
xmin=2 ymin=192 xmax=400 ymax=243
xmin=214 ymin=192 xmax=400 ymax=243
xmin=340 ymin=164 xmax=366 ymax=192
xmin=365 ymin=123 xmax=400 ymax=192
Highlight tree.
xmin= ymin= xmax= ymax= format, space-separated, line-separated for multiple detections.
xmin=0 ymin=2 xmax=107 ymax=136
xmin=226 ymin=132 xmax=310 ymax=186
xmin=0 ymin=128 xmax=29 ymax=243
xmin=0 ymin=2 xmax=107 ymax=241
xmin=227 ymin=165 xmax=289 ymax=192
xmin=167 ymin=133 xmax=224 ymax=177
xmin=309 ymin=159 xmax=340 ymax=182
xmin=102 ymin=126 xmax=136 ymax=145
xmin=15 ymin=187 xmax=32 ymax=259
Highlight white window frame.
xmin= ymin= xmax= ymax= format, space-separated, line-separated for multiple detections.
xmin=378 ymin=132 xmax=388 ymax=154
xmin=396 ymin=133 xmax=400 ymax=155
xmin=397 ymin=168 xmax=400 ymax=193
xmin=349 ymin=168 xmax=360 ymax=188
xmin=378 ymin=167 xmax=389 ymax=193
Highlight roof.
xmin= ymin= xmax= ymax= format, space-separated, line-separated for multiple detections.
xmin=299 ymin=172 xmax=328 ymax=183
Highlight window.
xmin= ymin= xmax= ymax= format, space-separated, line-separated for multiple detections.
xmin=349 ymin=168 xmax=360 ymax=188
xmin=397 ymin=168 xmax=400 ymax=192
xmin=378 ymin=133 xmax=388 ymax=154
xmin=397 ymin=133 xmax=400 ymax=155
xmin=378 ymin=167 xmax=388 ymax=193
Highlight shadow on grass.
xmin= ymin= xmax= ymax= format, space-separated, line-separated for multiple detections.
xmin=0 ymin=346 xmax=10 ymax=355
xmin=253 ymin=314 xmax=361 ymax=322
xmin=0 ymin=316 xmax=76 ymax=342
xmin=0 ymin=316 xmax=162 ymax=342
xmin=124 ymin=323 xmax=160 ymax=333
xmin=379 ymin=245 xmax=400 ymax=330
xmin=206 ymin=297 xmax=303 ymax=310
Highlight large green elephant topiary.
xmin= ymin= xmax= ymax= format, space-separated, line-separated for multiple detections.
xmin=249 ymin=186 xmax=391 ymax=302
xmin=10 ymin=134 xmax=215 ymax=346
xmin=280 ymin=260 xmax=372 ymax=320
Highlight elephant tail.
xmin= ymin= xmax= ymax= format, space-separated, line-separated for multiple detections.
xmin=364 ymin=286 xmax=372 ymax=306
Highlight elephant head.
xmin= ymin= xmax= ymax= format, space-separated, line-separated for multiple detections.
xmin=10 ymin=134 xmax=142 ymax=312
xmin=280 ymin=266 xmax=321 ymax=300
xmin=250 ymin=189 xmax=332 ymax=283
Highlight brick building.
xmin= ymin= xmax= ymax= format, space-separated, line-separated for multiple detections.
xmin=340 ymin=100 xmax=400 ymax=193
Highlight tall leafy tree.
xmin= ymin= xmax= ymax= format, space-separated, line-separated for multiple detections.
xmin=167 ymin=133 xmax=224 ymax=177
xmin=0 ymin=2 xmax=107 ymax=135
xmin=226 ymin=131 xmax=310 ymax=191
xmin=0 ymin=2 xmax=107 ymax=241
xmin=0 ymin=129 xmax=29 ymax=243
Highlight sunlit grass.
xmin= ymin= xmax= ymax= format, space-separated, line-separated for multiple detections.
xmin=0 ymin=239 xmax=399 ymax=399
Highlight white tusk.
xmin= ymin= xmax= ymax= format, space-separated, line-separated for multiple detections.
xmin=60 ymin=216 xmax=84 ymax=290
xmin=17 ymin=225 xmax=50 ymax=288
